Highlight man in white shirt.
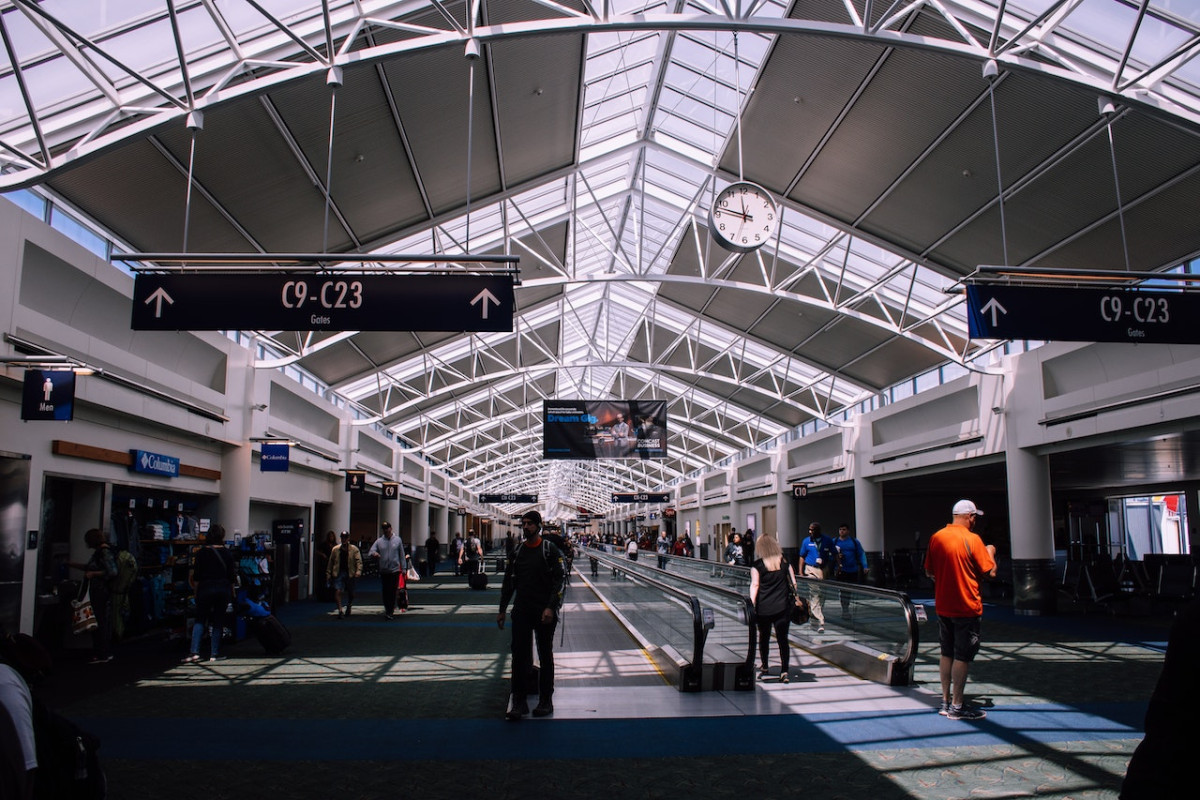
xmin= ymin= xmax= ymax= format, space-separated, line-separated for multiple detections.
xmin=368 ymin=521 xmax=406 ymax=619
xmin=0 ymin=663 xmax=36 ymax=800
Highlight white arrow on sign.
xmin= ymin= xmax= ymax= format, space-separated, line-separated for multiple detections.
xmin=144 ymin=287 xmax=175 ymax=318
xmin=470 ymin=288 xmax=500 ymax=319
xmin=981 ymin=297 xmax=1007 ymax=327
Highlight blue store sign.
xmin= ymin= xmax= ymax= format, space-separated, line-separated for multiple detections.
xmin=130 ymin=449 xmax=180 ymax=477
xmin=260 ymin=442 xmax=290 ymax=472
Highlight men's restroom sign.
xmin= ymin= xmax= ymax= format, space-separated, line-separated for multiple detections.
xmin=22 ymin=370 xmax=75 ymax=421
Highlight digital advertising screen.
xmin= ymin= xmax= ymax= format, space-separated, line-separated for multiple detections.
xmin=543 ymin=400 xmax=668 ymax=460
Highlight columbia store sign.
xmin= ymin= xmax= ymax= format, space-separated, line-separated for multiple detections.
xmin=129 ymin=449 xmax=180 ymax=477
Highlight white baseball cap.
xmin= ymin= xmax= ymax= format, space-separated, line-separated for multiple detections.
xmin=953 ymin=499 xmax=983 ymax=516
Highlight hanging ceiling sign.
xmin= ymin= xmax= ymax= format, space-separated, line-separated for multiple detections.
xmin=966 ymin=284 xmax=1198 ymax=344
xmin=131 ymin=273 xmax=514 ymax=332
xmin=611 ymin=492 xmax=671 ymax=503
xmin=479 ymin=493 xmax=538 ymax=504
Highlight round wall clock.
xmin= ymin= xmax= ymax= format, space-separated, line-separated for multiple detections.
xmin=708 ymin=181 xmax=778 ymax=253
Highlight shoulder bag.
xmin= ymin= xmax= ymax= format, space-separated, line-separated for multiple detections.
xmin=786 ymin=565 xmax=811 ymax=625
xmin=72 ymin=580 xmax=99 ymax=634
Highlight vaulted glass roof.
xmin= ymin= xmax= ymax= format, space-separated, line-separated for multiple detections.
xmin=5 ymin=1 xmax=1200 ymax=521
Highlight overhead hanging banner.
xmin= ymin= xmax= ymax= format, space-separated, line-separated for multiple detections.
xmin=966 ymin=284 xmax=1198 ymax=344
xmin=543 ymin=400 xmax=668 ymax=460
xmin=131 ymin=273 xmax=515 ymax=332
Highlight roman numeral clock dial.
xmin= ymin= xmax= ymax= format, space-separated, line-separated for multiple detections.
xmin=708 ymin=181 xmax=778 ymax=253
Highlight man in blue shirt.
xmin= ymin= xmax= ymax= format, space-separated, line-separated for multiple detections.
xmin=797 ymin=523 xmax=835 ymax=633
xmin=834 ymin=523 xmax=869 ymax=618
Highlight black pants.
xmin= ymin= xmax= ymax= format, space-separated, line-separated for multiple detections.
xmin=755 ymin=610 xmax=790 ymax=672
xmin=837 ymin=569 xmax=864 ymax=612
xmin=510 ymin=606 xmax=557 ymax=701
xmin=379 ymin=571 xmax=400 ymax=615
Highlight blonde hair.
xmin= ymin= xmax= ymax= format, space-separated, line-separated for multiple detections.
xmin=755 ymin=533 xmax=781 ymax=559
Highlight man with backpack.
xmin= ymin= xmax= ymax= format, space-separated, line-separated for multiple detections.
xmin=497 ymin=510 xmax=566 ymax=721
xmin=834 ymin=523 xmax=869 ymax=618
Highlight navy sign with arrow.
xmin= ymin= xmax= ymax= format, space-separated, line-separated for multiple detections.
xmin=132 ymin=273 xmax=514 ymax=332
xmin=479 ymin=493 xmax=538 ymax=504
xmin=966 ymin=285 xmax=1198 ymax=344
xmin=611 ymin=492 xmax=671 ymax=503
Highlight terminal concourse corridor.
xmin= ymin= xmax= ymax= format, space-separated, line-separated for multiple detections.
xmin=39 ymin=566 xmax=1171 ymax=800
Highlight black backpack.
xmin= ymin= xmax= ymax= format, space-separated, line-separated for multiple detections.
xmin=32 ymin=698 xmax=106 ymax=799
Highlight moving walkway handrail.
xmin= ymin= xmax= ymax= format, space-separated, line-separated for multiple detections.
xmin=585 ymin=547 xmax=708 ymax=671
xmin=649 ymin=552 xmax=921 ymax=683
xmin=586 ymin=546 xmax=754 ymax=677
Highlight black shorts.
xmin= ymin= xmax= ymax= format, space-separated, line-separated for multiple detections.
xmin=938 ymin=615 xmax=982 ymax=662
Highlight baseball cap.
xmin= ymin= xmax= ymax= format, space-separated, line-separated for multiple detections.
xmin=340 ymin=530 xmax=350 ymax=538
xmin=952 ymin=499 xmax=983 ymax=516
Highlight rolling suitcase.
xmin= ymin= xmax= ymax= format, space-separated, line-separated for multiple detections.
xmin=252 ymin=614 xmax=291 ymax=654
xmin=468 ymin=569 xmax=488 ymax=590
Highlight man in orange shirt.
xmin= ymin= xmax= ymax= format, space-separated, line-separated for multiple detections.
xmin=924 ymin=499 xmax=997 ymax=721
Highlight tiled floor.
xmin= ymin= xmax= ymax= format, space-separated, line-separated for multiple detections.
xmin=34 ymin=568 xmax=1173 ymax=800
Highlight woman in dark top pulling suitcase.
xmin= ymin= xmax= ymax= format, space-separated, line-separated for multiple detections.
xmin=749 ymin=534 xmax=796 ymax=683
xmin=183 ymin=524 xmax=235 ymax=664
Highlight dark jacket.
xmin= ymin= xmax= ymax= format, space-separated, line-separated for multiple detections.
xmin=499 ymin=537 xmax=567 ymax=615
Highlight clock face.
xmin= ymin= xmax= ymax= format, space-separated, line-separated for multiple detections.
xmin=708 ymin=181 xmax=778 ymax=253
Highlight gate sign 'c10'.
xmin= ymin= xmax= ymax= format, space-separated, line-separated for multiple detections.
xmin=966 ymin=284 xmax=1198 ymax=344
xmin=132 ymin=273 xmax=514 ymax=332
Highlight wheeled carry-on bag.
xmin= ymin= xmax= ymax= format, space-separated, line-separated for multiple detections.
xmin=468 ymin=569 xmax=488 ymax=590
xmin=252 ymin=614 xmax=291 ymax=654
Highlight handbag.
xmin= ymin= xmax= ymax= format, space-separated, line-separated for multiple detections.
xmin=786 ymin=567 xmax=811 ymax=625
xmin=72 ymin=581 xmax=99 ymax=634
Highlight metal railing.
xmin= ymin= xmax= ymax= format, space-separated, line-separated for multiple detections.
xmin=596 ymin=549 xmax=921 ymax=686
xmin=583 ymin=546 xmax=755 ymax=691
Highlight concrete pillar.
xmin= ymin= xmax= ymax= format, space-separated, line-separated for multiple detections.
xmin=414 ymin=497 xmax=430 ymax=561
xmin=436 ymin=504 xmax=449 ymax=546
xmin=219 ymin=444 xmax=252 ymax=537
xmin=329 ymin=477 xmax=351 ymax=534
xmin=854 ymin=474 xmax=884 ymax=584
xmin=1007 ymin=441 xmax=1057 ymax=615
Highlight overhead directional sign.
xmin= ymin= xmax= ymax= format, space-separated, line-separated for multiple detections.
xmin=131 ymin=273 xmax=514 ymax=332
xmin=611 ymin=492 xmax=671 ymax=503
xmin=479 ymin=493 xmax=537 ymax=504
xmin=966 ymin=284 xmax=1198 ymax=344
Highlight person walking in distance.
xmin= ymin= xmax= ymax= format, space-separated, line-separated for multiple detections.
xmin=497 ymin=510 xmax=566 ymax=720
xmin=327 ymin=531 xmax=362 ymax=618
xmin=924 ymin=499 xmax=997 ymax=721
xmin=834 ymin=523 xmax=869 ymax=618
xmin=424 ymin=532 xmax=440 ymax=578
xmin=368 ymin=521 xmax=405 ymax=620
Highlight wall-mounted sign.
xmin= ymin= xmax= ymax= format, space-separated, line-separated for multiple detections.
xmin=260 ymin=442 xmax=290 ymax=472
xmin=21 ymin=370 xmax=75 ymax=421
xmin=345 ymin=470 xmax=366 ymax=493
xmin=382 ymin=482 xmax=399 ymax=499
xmin=130 ymin=449 xmax=180 ymax=478
xmin=791 ymin=483 xmax=808 ymax=498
